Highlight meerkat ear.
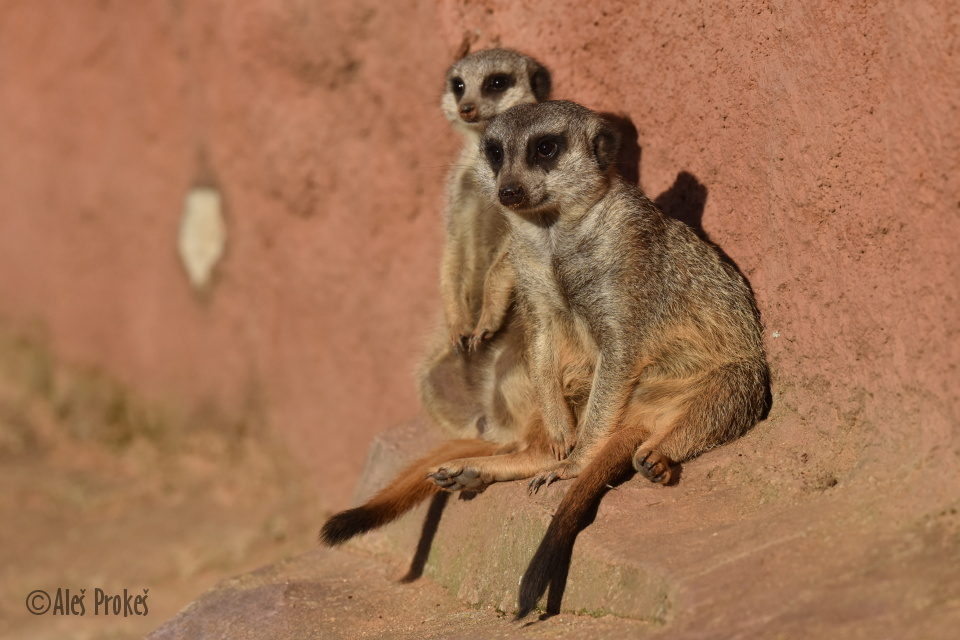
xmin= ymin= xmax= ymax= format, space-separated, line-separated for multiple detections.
xmin=530 ymin=66 xmax=551 ymax=101
xmin=453 ymin=35 xmax=471 ymax=61
xmin=592 ymin=125 xmax=620 ymax=172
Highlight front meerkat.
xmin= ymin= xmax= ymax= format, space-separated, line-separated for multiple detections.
xmin=418 ymin=48 xmax=550 ymax=439
xmin=466 ymin=101 xmax=769 ymax=615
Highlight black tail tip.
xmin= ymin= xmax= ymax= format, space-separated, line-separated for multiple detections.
xmin=515 ymin=569 xmax=548 ymax=621
xmin=319 ymin=507 xmax=377 ymax=546
xmin=514 ymin=604 xmax=535 ymax=621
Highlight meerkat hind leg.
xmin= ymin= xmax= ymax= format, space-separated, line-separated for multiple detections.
xmin=428 ymin=449 xmax=555 ymax=492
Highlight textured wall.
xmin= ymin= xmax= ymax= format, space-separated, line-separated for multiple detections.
xmin=1 ymin=0 xmax=956 ymax=503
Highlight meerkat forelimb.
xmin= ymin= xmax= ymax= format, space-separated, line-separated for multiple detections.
xmin=467 ymin=240 xmax=516 ymax=352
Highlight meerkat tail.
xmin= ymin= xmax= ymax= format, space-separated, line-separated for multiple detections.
xmin=515 ymin=424 xmax=646 ymax=619
xmin=319 ymin=438 xmax=502 ymax=546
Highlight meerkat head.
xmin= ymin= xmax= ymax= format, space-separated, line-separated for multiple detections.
xmin=478 ymin=101 xmax=620 ymax=220
xmin=442 ymin=48 xmax=551 ymax=134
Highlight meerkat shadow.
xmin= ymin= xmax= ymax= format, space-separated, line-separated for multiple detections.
xmin=399 ymin=492 xmax=450 ymax=583
xmin=400 ymin=489 xmax=485 ymax=583
xmin=533 ymin=467 xmax=636 ymax=619
xmin=654 ymin=171 xmax=708 ymax=235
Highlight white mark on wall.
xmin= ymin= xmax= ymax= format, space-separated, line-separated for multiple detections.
xmin=178 ymin=187 xmax=226 ymax=291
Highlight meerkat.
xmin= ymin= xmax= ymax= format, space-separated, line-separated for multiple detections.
xmin=437 ymin=47 xmax=550 ymax=348
xmin=417 ymin=48 xmax=550 ymax=440
xmin=423 ymin=101 xmax=768 ymax=616
xmin=320 ymin=49 xmax=550 ymax=546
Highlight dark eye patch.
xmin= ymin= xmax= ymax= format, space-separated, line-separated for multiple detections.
xmin=484 ymin=139 xmax=504 ymax=174
xmin=527 ymin=134 xmax=565 ymax=171
xmin=451 ymin=77 xmax=465 ymax=99
xmin=481 ymin=73 xmax=515 ymax=96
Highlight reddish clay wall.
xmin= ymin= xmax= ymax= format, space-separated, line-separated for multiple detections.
xmin=1 ymin=1 xmax=956 ymax=503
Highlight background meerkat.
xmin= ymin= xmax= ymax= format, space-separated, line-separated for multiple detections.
xmin=320 ymin=49 xmax=550 ymax=546
xmin=428 ymin=100 xmax=769 ymax=616
xmin=417 ymin=48 xmax=550 ymax=440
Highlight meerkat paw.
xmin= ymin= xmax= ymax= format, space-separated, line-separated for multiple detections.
xmin=633 ymin=450 xmax=674 ymax=485
xmin=444 ymin=306 xmax=476 ymax=353
xmin=447 ymin=324 xmax=474 ymax=353
xmin=426 ymin=463 xmax=490 ymax=492
xmin=468 ymin=310 xmax=505 ymax=351
xmin=548 ymin=432 xmax=577 ymax=461
xmin=466 ymin=326 xmax=494 ymax=352
xmin=527 ymin=459 xmax=581 ymax=495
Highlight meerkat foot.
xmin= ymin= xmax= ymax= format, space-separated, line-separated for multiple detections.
xmin=527 ymin=459 xmax=581 ymax=495
xmin=446 ymin=317 xmax=475 ymax=354
xmin=548 ymin=433 xmax=577 ymax=461
xmin=468 ymin=306 xmax=506 ymax=351
xmin=466 ymin=327 xmax=493 ymax=352
xmin=449 ymin=332 xmax=472 ymax=354
xmin=427 ymin=464 xmax=490 ymax=492
xmin=633 ymin=450 xmax=674 ymax=485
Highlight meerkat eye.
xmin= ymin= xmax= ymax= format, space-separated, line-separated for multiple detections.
xmin=536 ymin=139 xmax=558 ymax=159
xmin=482 ymin=73 xmax=514 ymax=93
xmin=451 ymin=77 xmax=465 ymax=98
xmin=527 ymin=135 xmax=565 ymax=169
xmin=484 ymin=141 xmax=504 ymax=172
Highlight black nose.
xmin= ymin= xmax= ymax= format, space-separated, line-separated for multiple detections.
xmin=459 ymin=103 xmax=478 ymax=122
xmin=498 ymin=184 xmax=525 ymax=207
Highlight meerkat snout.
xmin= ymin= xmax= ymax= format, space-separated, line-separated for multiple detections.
xmin=459 ymin=102 xmax=478 ymax=122
xmin=498 ymin=183 xmax=525 ymax=207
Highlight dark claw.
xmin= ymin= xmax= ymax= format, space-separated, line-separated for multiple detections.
xmin=467 ymin=330 xmax=491 ymax=353
xmin=544 ymin=472 xmax=560 ymax=488
xmin=428 ymin=472 xmax=456 ymax=487
xmin=651 ymin=473 xmax=665 ymax=483
xmin=528 ymin=476 xmax=546 ymax=495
